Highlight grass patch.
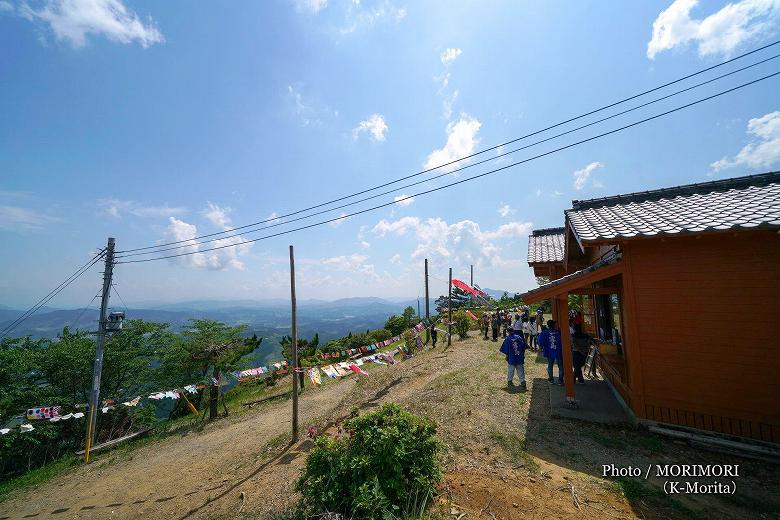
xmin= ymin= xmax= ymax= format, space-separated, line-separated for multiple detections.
xmin=610 ymin=478 xmax=649 ymax=499
xmin=489 ymin=432 xmax=539 ymax=473
xmin=0 ymin=455 xmax=79 ymax=501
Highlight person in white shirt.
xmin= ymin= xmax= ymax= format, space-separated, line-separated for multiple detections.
xmin=510 ymin=313 xmax=522 ymax=334
xmin=524 ymin=318 xmax=538 ymax=350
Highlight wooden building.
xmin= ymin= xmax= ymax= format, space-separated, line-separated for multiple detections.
xmin=522 ymin=171 xmax=780 ymax=444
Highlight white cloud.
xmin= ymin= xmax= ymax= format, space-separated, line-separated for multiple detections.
xmin=372 ymin=216 xmax=533 ymax=269
xmin=0 ymin=1 xmax=13 ymax=11
xmin=423 ymin=113 xmax=482 ymax=172
xmin=287 ymin=83 xmax=336 ymax=127
xmin=19 ymin=0 xmax=164 ymax=48
xmin=0 ymin=204 xmax=60 ymax=231
xmin=163 ymin=217 xmax=251 ymax=271
xmin=535 ymin=188 xmax=542 ymax=197
xmin=440 ymin=47 xmax=462 ymax=66
xmin=647 ymin=0 xmax=780 ymax=59
xmin=360 ymin=240 xmax=371 ymax=249
xmin=296 ymin=0 xmax=328 ymax=14
xmin=328 ymin=212 xmax=350 ymax=227
xmin=352 ymin=114 xmax=388 ymax=141
xmin=573 ymin=161 xmax=603 ymax=190
xmin=497 ymin=204 xmax=516 ymax=218
xmin=322 ymin=253 xmax=376 ymax=277
xmin=97 ymin=199 xmax=186 ymax=219
xmin=393 ymin=194 xmax=414 ymax=206
xmin=339 ymin=0 xmax=406 ymax=34
xmin=201 ymin=202 xmax=232 ymax=228
xmin=389 ymin=253 xmax=401 ymax=264
xmin=711 ymin=111 xmax=780 ymax=171
xmin=441 ymin=89 xmax=459 ymax=121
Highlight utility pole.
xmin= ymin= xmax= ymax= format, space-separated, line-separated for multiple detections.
xmin=417 ymin=298 xmax=420 ymax=319
xmin=289 ymin=245 xmax=299 ymax=443
xmin=424 ymin=259 xmax=430 ymax=345
xmin=447 ymin=267 xmax=452 ymax=347
xmin=84 ymin=237 xmax=115 ymax=463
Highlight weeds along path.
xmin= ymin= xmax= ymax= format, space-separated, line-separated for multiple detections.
xmin=0 ymin=373 xmax=358 ymax=519
xmin=0 ymin=336 xmax=485 ymax=520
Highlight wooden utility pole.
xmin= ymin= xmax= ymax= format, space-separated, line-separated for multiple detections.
xmin=424 ymin=259 xmax=430 ymax=345
xmin=447 ymin=267 xmax=452 ymax=347
xmin=84 ymin=237 xmax=115 ymax=463
xmin=289 ymin=245 xmax=299 ymax=443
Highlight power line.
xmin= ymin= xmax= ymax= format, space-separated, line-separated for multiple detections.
xmin=114 ymin=69 xmax=780 ymax=265
xmin=116 ymin=39 xmax=780 ymax=255
xmin=0 ymin=250 xmax=106 ymax=339
xmin=72 ymin=291 xmax=102 ymax=331
xmin=111 ymin=283 xmax=129 ymax=313
xmin=116 ymin=53 xmax=780 ymax=259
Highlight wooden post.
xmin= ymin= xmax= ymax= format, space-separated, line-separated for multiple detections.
xmin=289 ymin=245 xmax=299 ymax=443
xmin=555 ymin=295 xmax=576 ymax=403
xmin=178 ymin=389 xmax=200 ymax=417
xmin=424 ymin=259 xmax=430 ymax=344
xmin=447 ymin=267 xmax=452 ymax=347
xmin=209 ymin=369 xmax=220 ymax=420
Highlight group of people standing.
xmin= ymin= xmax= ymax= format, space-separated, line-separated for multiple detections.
xmin=494 ymin=306 xmax=592 ymax=391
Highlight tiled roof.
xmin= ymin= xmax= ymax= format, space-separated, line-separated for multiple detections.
xmin=527 ymin=227 xmax=565 ymax=263
xmin=566 ymin=172 xmax=780 ymax=242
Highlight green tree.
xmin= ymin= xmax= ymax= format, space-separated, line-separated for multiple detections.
xmin=384 ymin=315 xmax=406 ymax=336
xmin=174 ymin=319 xmax=260 ymax=420
xmin=402 ymin=306 xmax=416 ymax=327
xmin=453 ymin=310 xmax=470 ymax=339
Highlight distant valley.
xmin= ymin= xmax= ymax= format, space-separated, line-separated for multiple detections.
xmin=0 ymin=297 xmax=422 ymax=367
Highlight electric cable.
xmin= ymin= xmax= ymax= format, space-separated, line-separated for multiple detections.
xmin=0 ymin=250 xmax=106 ymax=339
xmin=116 ymin=39 xmax=780 ymax=254
xmin=117 ymin=52 xmax=780 ymax=259
xmin=114 ymin=70 xmax=780 ymax=265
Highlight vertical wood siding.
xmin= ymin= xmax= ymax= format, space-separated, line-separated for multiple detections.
xmin=625 ymin=230 xmax=780 ymax=443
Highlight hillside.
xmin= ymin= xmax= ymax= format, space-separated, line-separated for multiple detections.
xmin=1 ymin=335 xmax=776 ymax=519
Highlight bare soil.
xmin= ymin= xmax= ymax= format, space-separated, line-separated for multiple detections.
xmin=1 ymin=335 xmax=778 ymax=519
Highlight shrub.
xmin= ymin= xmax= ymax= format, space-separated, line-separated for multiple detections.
xmin=453 ymin=311 xmax=470 ymax=339
xmin=297 ymin=403 xmax=442 ymax=519
xmin=384 ymin=315 xmax=407 ymax=336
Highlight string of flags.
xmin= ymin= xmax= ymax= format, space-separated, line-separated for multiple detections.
xmin=1 ymin=321 xmax=433 ymax=436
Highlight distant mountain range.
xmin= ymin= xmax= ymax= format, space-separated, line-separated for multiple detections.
xmin=0 ymin=297 xmax=424 ymax=366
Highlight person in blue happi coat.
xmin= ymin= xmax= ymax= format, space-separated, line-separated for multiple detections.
xmin=538 ymin=319 xmax=564 ymax=385
xmin=500 ymin=327 xmax=527 ymax=391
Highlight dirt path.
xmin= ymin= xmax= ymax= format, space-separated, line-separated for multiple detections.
xmin=1 ymin=335 xmax=778 ymax=519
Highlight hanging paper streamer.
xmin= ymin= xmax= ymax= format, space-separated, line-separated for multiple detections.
xmin=26 ymin=406 xmax=61 ymax=420
xmin=308 ymin=367 xmax=323 ymax=385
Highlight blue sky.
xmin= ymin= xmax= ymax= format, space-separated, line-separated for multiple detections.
xmin=1 ymin=0 xmax=779 ymax=308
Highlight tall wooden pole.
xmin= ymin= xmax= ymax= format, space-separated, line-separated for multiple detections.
xmin=424 ymin=259 xmax=430 ymax=345
xmin=289 ymin=245 xmax=299 ymax=442
xmin=447 ymin=267 xmax=452 ymax=347
xmin=84 ymin=237 xmax=115 ymax=463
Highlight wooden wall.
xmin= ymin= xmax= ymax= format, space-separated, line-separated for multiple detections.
xmin=623 ymin=230 xmax=780 ymax=443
